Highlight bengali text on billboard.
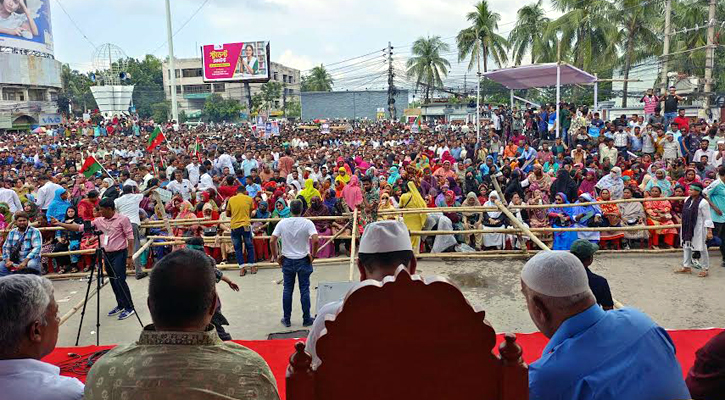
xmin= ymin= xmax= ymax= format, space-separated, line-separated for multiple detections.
xmin=0 ymin=0 xmax=54 ymax=55
xmin=202 ymin=41 xmax=270 ymax=82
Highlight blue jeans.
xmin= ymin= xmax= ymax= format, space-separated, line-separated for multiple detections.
xmin=281 ymin=256 xmax=313 ymax=322
xmin=230 ymin=226 xmax=255 ymax=265
xmin=0 ymin=258 xmax=41 ymax=276
xmin=664 ymin=112 xmax=677 ymax=128
xmin=105 ymin=249 xmax=134 ymax=311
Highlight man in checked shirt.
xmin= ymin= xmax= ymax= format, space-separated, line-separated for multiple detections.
xmin=0 ymin=211 xmax=42 ymax=276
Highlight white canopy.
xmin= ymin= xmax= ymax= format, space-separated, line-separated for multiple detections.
xmin=481 ymin=63 xmax=596 ymax=90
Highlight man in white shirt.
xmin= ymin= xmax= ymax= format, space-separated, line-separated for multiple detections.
xmin=166 ymin=170 xmax=195 ymax=202
xmin=305 ymin=220 xmax=416 ymax=368
xmin=693 ymin=139 xmax=717 ymax=167
xmin=0 ymin=275 xmax=84 ymax=400
xmin=114 ymin=185 xmax=155 ymax=280
xmin=35 ymin=175 xmax=62 ymax=213
xmin=185 ymin=158 xmax=200 ymax=187
xmin=271 ymin=199 xmax=318 ymax=328
xmin=0 ymin=181 xmax=22 ymax=213
xmin=197 ymin=165 xmax=214 ymax=191
xmin=215 ymin=148 xmax=235 ymax=175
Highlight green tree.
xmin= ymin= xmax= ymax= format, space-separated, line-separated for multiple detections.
xmin=250 ymin=93 xmax=264 ymax=114
xmin=124 ymin=55 xmax=165 ymax=118
xmin=508 ymin=0 xmax=554 ymax=65
xmin=456 ymin=0 xmax=509 ymax=72
xmin=57 ymin=64 xmax=96 ymax=116
xmin=202 ymin=94 xmax=242 ymax=122
xmin=301 ymin=65 xmax=334 ymax=91
xmin=406 ymin=36 xmax=451 ymax=104
xmin=284 ymin=99 xmax=301 ymax=118
xmin=151 ymin=101 xmax=170 ymax=122
xmin=261 ymin=81 xmax=283 ymax=109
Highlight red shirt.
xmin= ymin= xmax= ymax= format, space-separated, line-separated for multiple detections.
xmin=673 ymin=116 xmax=690 ymax=132
xmin=218 ymin=185 xmax=239 ymax=200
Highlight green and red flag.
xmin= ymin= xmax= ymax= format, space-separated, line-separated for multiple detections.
xmin=79 ymin=156 xmax=103 ymax=178
xmin=147 ymin=126 xmax=166 ymax=151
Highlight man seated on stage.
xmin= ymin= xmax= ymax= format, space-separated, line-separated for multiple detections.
xmin=84 ymin=249 xmax=280 ymax=400
xmin=522 ymin=251 xmax=690 ymax=400
xmin=306 ymin=220 xmax=416 ymax=368
xmin=0 ymin=212 xmax=43 ymax=276
xmin=0 ymin=275 xmax=84 ymax=400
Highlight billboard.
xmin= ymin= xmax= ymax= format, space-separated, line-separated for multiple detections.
xmin=0 ymin=0 xmax=54 ymax=55
xmin=201 ymin=41 xmax=270 ymax=82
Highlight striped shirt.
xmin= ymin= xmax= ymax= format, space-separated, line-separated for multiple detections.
xmin=2 ymin=226 xmax=42 ymax=261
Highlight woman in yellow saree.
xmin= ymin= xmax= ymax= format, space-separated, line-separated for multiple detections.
xmin=398 ymin=181 xmax=428 ymax=252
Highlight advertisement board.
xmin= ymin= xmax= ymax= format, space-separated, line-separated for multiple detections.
xmin=0 ymin=0 xmax=54 ymax=55
xmin=201 ymin=41 xmax=270 ymax=82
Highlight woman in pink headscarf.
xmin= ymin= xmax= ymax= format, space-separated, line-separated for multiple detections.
xmin=354 ymin=156 xmax=370 ymax=174
xmin=341 ymin=175 xmax=363 ymax=210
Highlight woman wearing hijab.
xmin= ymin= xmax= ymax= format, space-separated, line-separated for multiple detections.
xmin=481 ymin=192 xmax=507 ymax=250
xmin=431 ymin=215 xmax=458 ymax=253
xmin=377 ymin=191 xmax=397 ymax=221
xmin=463 ymin=169 xmax=480 ymax=196
xmin=645 ymin=169 xmax=674 ymax=196
xmin=23 ymin=201 xmax=39 ymax=223
xmin=676 ymin=182 xmax=717 ymax=277
xmin=598 ymin=188 xmax=624 ymax=247
xmin=506 ymin=193 xmax=529 ymax=250
xmin=199 ymin=202 xmax=223 ymax=263
xmin=550 ymin=168 xmax=578 ymax=203
xmin=527 ymin=164 xmax=552 ymax=196
xmin=341 ymin=175 xmax=363 ymax=210
xmin=572 ymin=193 xmax=603 ymax=242
xmin=619 ymin=187 xmax=649 ymax=249
xmin=299 ymin=178 xmax=322 ymax=206
xmin=548 ymin=192 xmax=578 ymax=250
xmin=504 ymin=169 xmax=526 ymax=203
xmin=578 ymin=169 xmax=598 ymax=198
xmin=447 ymin=176 xmax=463 ymax=200
xmin=596 ymin=166 xmax=625 ymax=199
xmin=46 ymin=188 xmax=71 ymax=222
xmin=644 ymin=186 xmax=678 ymax=249
xmin=323 ymin=189 xmax=338 ymax=211
xmin=398 ymin=181 xmax=428 ymax=252
xmin=304 ymin=196 xmax=334 ymax=258
xmin=173 ymin=201 xmax=198 ymax=248
xmin=387 ymin=166 xmax=401 ymax=185
xmin=677 ymin=168 xmax=701 ymax=195
xmin=527 ymin=184 xmax=552 ymax=246
xmin=100 ymin=178 xmax=118 ymax=199
xmin=55 ymin=206 xmax=83 ymax=273
xmin=251 ymin=200 xmax=271 ymax=263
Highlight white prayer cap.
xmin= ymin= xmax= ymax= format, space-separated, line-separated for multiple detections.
xmin=521 ymin=251 xmax=589 ymax=297
xmin=358 ymin=221 xmax=413 ymax=254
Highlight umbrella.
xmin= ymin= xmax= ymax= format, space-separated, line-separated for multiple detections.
xmin=32 ymin=127 xmax=46 ymax=134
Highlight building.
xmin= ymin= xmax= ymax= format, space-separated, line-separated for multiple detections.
xmin=420 ymin=100 xmax=478 ymax=123
xmin=162 ymin=58 xmax=300 ymax=119
xmin=0 ymin=0 xmax=62 ymax=131
xmin=301 ymin=90 xmax=409 ymax=121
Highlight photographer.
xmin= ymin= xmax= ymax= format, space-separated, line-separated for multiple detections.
xmin=0 ymin=212 xmax=42 ymax=276
xmin=51 ymin=198 xmax=137 ymax=320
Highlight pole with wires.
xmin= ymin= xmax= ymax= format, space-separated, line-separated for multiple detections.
xmin=702 ymin=0 xmax=716 ymax=117
xmin=387 ymin=42 xmax=396 ymax=121
xmin=165 ymin=0 xmax=179 ymax=123
xmin=476 ymin=36 xmax=481 ymax=147
xmin=659 ymin=0 xmax=672 ymax=95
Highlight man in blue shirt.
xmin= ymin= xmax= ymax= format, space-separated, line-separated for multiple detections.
xmin=522 ymin=251 xmax=690 ymax=400
xmin=704 ymin=165 xmax=725 ymax=268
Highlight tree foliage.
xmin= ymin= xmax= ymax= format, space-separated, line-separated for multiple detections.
xmin=456 ymin=0 xmax=509 ymax=72
xmin=202 ymin=94 xmax=242 ymax=123
xmin=57 ymin=64 xmax=96 ymax=116
xmin=508 ymin=0 xmax=553 ymax=65
xmin=261 ymin=81 xmax=283 ymax=106
xmin=301 ymin=65 xmax=334 ymax=92
xmin=284 ymin=99 xmax=301 ymax=118
xmin=123 ymin=55 xmax=165 ymax=118
xmin=406 ymin=36 xmax=451 ymax=104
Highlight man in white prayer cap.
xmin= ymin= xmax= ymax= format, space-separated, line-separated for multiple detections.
xmin=522 ymin=251 xmax=690 ymax=400
xmin=305 ymin=220 xmax=416 ymax=368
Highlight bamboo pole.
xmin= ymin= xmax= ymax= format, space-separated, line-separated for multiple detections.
xmin=410 ymin=224 xmax=682 ymax=236
xmin=509 ymin=196 xmax=687 ymax=210
xmin=348 ymin=208 xmax=359 ymax=281
xmin=59 ymin=279 xmax=108 ymax=326
xmin=316 ymin=222 xmax=350 ymax=255
xmin=140 ymin=215 xmax=342 ymax=227
xmin=215 ymin=256 xmax=352 ymax=271
xmin=495 ymin=200 xmax=550 ymax=251
xmin=410 ymin=228 xmax=522 ymax=235
xmin=132 ymin=239 xmax=153 ymax=261
xmin=43 ymin=249 xmax=96 ymax=257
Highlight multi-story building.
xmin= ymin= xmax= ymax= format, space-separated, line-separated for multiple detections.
xmin=162 ymin=58 xmax=300 ymax=119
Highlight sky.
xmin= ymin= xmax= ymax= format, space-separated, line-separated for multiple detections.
xmin=51 ymin=0 xmax=553 ymax=92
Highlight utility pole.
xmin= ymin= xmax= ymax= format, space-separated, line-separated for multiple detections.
xmin=387 ymin=42 xmax=396 ymax=121
xmin=164 ymin=0 xmax=179 ymax=124
xmin=476 ymin=38 xmax=481 ymax=147
xmin=702 ymin=0 xmax=716 ymax=117
xmin=659 ymin=0 xmax=672 ymax=95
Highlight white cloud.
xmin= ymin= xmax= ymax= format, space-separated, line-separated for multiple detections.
xmin=276 ymin=49 xmax=315 ymax=71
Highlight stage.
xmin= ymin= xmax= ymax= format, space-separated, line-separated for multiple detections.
xmin=43 ymin=328 xmax=721 ymax=398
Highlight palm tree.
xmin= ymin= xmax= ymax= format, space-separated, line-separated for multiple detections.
xmin=456 ymin=0 xmax=509 ymax=72
xmin=667 ymin=0 xmax=711 ymax=77
xmin=406 ymin=36 xmax=451 ymax=103
xmin=301 ymin=65 xmax=333 ymax=92
xmin=548 ymin=0 xmax=619 ymax=72
xmin=614 ymin=0 xmax=662 ymax=106
xmin=508 ymin=0 xmax=553 ymax=65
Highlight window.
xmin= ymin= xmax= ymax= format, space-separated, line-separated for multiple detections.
xmin=168 ymin=69 xmax=180 ymax=79
xmin=28 ymin=89 xmax=46 ymax=101
xmin=183 ymin=84 xmax=211 ymax=94
xmin=170 ymin=86 xmax=181 ymax=94
xmin=273 ymin=72 xmax=278 ymax=81
xmin=288 ymin=88 xmax=294 ymax=95
xmin=213 ymin=83 xmax=225 ymax=92
xmin=283 ymin=74 xmax=287 ymax=83
xmin=2 ymin=89 xmax=24 ymax=101
xmin=182 ymin=68 xmax=203 ymax=78
xmin=274 ymin=100 xmax=280 ymax=108
xmin=49 ymin=91 xmax=58 ymax=101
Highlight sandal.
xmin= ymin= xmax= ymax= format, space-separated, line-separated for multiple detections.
xmin=239 ymin=267 xmax=247 ymax=277
xmin=698 ymin=270 xmax=709 ymax=277
xmin=251 ymin=265 xmax=258 ymax=274
xmin=71 ymin=268 xmax=79 ymax=273
xmin=674 ymin=267 xmax=692 ymax=274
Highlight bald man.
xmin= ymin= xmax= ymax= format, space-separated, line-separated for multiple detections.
xmin=522 ymin=251 xmax=690 ymax=400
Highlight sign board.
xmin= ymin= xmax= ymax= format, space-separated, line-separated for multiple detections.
xmin=271 ymin=121 xmax=280 ymax=136
xmin=0 ymin=114 xmax=11 ymax=129
xmin=201 ymin=41 xmax=271 ymax=82
xmin=411 ymin=123 xmax=419 ymax=134
xmin=39 ymin=113 xmax=62 ymax=126
xmin=155 ymin=188 xmax=172 ymax=204
xmin=83 ymin=113 xmax=91 ymax=122
xmin=0 ymin=0 xmax=54 ymax=55
xmin=321 ymin=123 xmax=330 ymax=134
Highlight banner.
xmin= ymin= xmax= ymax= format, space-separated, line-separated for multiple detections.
xmin=0 ymin=0 xmax=54 ymax=55
xmin=201 ymin=41 xmax=270 ymax=82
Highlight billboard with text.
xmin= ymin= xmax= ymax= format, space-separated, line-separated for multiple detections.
xmin=0 ymin=0 xmax=54 ymax=55
xmin=201 ymin=41 xmax=270 ymax=82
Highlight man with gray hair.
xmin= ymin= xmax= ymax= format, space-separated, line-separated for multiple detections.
xmin=271 ymin=199 xmax=318 ymax=328
xmin=522 ymin=251 xmax=690 ymax=400
xmin=0 ymin=275 xmax=84 ymax=399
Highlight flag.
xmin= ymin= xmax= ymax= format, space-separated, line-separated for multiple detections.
xmin=147 ymin=126 xmax=165 ymax=151
xmin=79 ymin=156 xmax=102 ymax=178
xmin=194 ymin=137 xmax=201 ymax=161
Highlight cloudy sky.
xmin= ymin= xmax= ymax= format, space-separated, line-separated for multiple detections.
xmin=52 ymin=0 xmax=552 ymax=91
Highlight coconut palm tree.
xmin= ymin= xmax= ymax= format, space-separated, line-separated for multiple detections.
xmin=547 ymin=0 xmax=619 ymax=72
xmin=508 ymin=0 xmax=554 ymax=65
xmin=301 ymin=65 xmax=334 ymax=92
xmin=614 ymin=0 xmax=662 ymax=106
xmin=406 ymin=36 xmax=451 ymax=104
xmin=456 ymin=0 xmax=509 ymax=72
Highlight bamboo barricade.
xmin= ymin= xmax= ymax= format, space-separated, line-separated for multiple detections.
xmin=348 ymin=208 xmax=359 ymax=281
xmin=495 ymin=200 xmax=550 ymax=251
xmin=59 ymin=279 xmax=108 ymax=326
xmin=132 ymin=239 xmax=152 ymax=261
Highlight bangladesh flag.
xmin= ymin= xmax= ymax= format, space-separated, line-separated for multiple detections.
xmin=147 ymin=126 xmax=165 ymax=151
xmin=79 ymin=156 xmax=102 ymax=178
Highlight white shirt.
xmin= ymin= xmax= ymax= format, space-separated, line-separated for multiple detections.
xmin=0 ymin=188 xmax=22 ymax=213
xmin=198 ymin=173 xmax=214 ymax=191
xmin=186 ymin=163 xmax=200 ymax=186
xmin=694 ymin=149 xmax=717 ymax=166
xmin=216 ymin=154 xmax=235 ymax=174
xmin=36 ymin=182 xmax=62 ymax=210
xmin=114 ymin=193 xmax=144 ymax=225
xmin=0 ymin=358 xmax=84 ymax=400
xmin=306 ymin=300 xmax=343 ymax=369
xmin=122 ymin=178 xmax=138 ymax=188
xmin=272 ymin=217 xmax=317 ymax=259
xmin=166 ymin=179 xmax=194 ymax=201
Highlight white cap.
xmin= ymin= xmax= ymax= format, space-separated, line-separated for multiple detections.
xmin=521 ymin=251 xmax=590 ymax=297
xmin=358 ymin=221 xmax=413 ymax=254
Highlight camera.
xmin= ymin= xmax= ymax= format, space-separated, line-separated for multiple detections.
xmin=83 ymin=221 xmax=103 ymax=236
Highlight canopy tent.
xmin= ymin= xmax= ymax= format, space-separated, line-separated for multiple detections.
xmin=481 ymin=62 xmax=598 ymax=140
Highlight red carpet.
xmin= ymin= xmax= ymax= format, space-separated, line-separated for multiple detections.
xmin=43 ymin=329 xmax=722 ymax=399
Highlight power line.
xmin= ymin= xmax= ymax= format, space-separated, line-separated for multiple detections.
xmin=53 ymin=0 xmax=96 ymax=49
xmin=150 ymin=0 xmax=213 ymax=55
